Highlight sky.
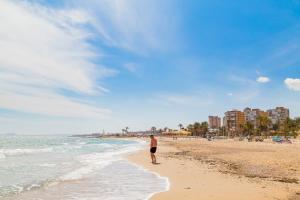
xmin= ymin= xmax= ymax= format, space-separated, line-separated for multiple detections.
xmin=1 ymin=0 xmax=300 ymax=135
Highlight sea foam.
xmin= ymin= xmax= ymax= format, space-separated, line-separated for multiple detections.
xmin=0 ymin=136 xmax=168 ymax=200
xmin=0 ymin=148 xmax=53 ymax=157
xmin=0 ymin=153 xmax=6 ymax=159
xmin=60 ymin=144 xmax=141 ymax=181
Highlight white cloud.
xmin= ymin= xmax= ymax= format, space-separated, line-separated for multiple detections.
xmin=256 ymin=76 xmax=270 ymax=83
xmin=124 ymin=63 xmax=139 ymax=73
xmin=0 ymin=0 xmax=114 ymax=118
xmin=0 ymin=0 xmax=181 ymax=133
xmin=284 ymin=78 xmax=300 ymax=91
xmin=0 ymin=88 xmax=111 ymax=118
xmin=74 ymin=0 xmax=179 ymax=54
xmin=123 ymin=62 xmax=144 ymax=77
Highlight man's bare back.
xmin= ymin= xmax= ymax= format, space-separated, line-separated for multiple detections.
xmin=149 ymin=135 xmax=157 ymax=164
xmin=150 ymin=137 xmax=157 ymax=148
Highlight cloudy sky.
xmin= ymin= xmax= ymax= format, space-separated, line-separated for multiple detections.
xmin=1 ymin=0 xmax=300 ymax=134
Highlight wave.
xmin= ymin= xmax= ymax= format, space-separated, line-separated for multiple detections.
xmin=56 ymin=142 xmax=115 ymax=153
xmin=59 ymin=143 xmax=142 ymax=182
xmin=0 ymin=153 xmax=6 ymax=159
xmin=0 ymin=139 xmax=169 ymax=200
xmin=0 ymin=184 xmax=24 ymax=198
xmin=37 ymin=163 xmax=56 ymax=167
xmin=138 ymin=166 xmax=170 ymax=200
xmin=2 ymin=181 xmax=49 ymax=197
xmin=0 ymin=148 xmax=53 ymax=157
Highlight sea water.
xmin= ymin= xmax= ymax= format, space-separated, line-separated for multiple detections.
xmin=0 ymin=135 xmax=168 ymax=200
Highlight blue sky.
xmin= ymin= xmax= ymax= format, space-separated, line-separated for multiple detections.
xmin=1 ymin=0 xmax=300 ymax=134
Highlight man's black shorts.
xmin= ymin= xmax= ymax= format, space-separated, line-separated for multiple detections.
xmin=150 ymin=147 xmax=157 ymax=153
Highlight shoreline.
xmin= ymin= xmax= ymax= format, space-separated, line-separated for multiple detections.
xmin=127 ymin=137 xmax=300 ymax=200
xmin=124 ymin=139 xmax=171 ymax=200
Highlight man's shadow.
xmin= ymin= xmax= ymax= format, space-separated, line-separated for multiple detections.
xmin=152 ymin=162 xmax=161 ymax=165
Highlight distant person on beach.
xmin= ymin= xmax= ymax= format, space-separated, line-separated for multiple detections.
xmin=150 ymin=135 xmax=157 ymax=164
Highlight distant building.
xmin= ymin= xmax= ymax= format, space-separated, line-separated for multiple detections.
xmin=223 ymin=116 xmax=227 ymax=128
xmin=224 ymin=110 xmax=245 ymax=135
xmin=208 ymin=116 xmax=221 ymax=129
xmin=267 ymin=107 xmax=289 ymax=125
xmin=243 ymin=107 xmax=268 ymax=129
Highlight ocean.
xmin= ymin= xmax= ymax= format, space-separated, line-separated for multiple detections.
xmin=0 ymin=135 xmax=168 ymax=200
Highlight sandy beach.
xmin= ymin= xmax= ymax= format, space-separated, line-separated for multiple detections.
xmin=128 ymin=137 xmax=300 ymax=200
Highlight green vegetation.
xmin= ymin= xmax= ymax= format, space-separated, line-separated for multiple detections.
xmin=240 ymin=117 xmax=300 ymax=138
xmin=281 ymin=118 xmax=298 ymax=138
xmin=243 ymin=122 xmax=254 ymax=136
xmin=178 ymin=123 xmax=183 ymax=130
xmin=184 ymin=117 xmax=300 ymax=138
xmin=257 ymin=115 xmax=271 ymax=136
xmin=187 ymin=122 xmax=208 ymax=137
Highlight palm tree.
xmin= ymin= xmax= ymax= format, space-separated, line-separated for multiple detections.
xmin=243 ymin=122 xmax=254 ymax=136
xmin=295 ymin=118 xmax=300 ymax=137
xmin=282 ymin=118 xmax=297 ymax=138
xmin=193 ymin=122 xmax=201 ymax=136
xmin=257 ymin=116 xmax=271 ymax=137
xmin=178 ymin=123 xmax=183 ymax=130
xmin=151 ymin=126 xmax=156 ymax=134
xmin=282 ymin=118 xmax=290 ymax=138
xmin=187 ymin=124 xmax=194 ymax=135
xmin=272 ymin=122 xmax=280 ymax=134
xmin=200 ymin=122 xmax=208 ymax=137
xmin=163 ymin=127 xmax=169 ymax=132
xmin=158 ymin=128 xmax=163 ymax=134
xmin=121 ymin=127 xmax=129 ymax=135
xmin=295 ymin=118 xmax=300 ymax=129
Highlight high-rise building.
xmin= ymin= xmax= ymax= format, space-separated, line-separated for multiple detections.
xmin=243 ymin=107 xmax=268 ymax=129
xmin=267 ymin=107 xmax=289 ymax=125
xmin=224 ymin=110 xmax=245 ymax=134
xmin=208 ymin=116 xmax=221 ymax=129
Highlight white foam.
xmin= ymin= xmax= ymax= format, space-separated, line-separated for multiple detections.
xmin=38 ymin=163 xmax=56 ymax=167
xmin=59 ymin=143 xmax=143 ymax=182
xmin=129 ymin=162 xmax=170 ymax=200
xmin=26 ymin=183 xmax=40 ymax=191
xmin=0 ymin=148 xmax=53 ymax=157
xmin=96 ymin=143 xmax=114 ymax=148
xmin=146 ymin=177 xmax=170 ymax=200
xmin=0 ymin=153 xmax=6 ymax=159
xmin=60 ymin=152 xmax=121 ymax=181
xmin=0 ymin=138 xmax=168 ymax=200
xmin=59 ymin=151 xmax=117 ymax=181
xmin=13 ymin=185 xmax=24 ymax=193
xmin=60 ymin=161 xmax=111 ymax=181
xmin=123 ymin=140 xmax=170 ymax=199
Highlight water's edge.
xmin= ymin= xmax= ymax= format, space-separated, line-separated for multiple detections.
xmin=123 ymin=139 xmax=170 ymax=200
xmin=0 ymin=136 xmax=169 ymax=200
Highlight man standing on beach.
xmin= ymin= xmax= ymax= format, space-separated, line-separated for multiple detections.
xmin=150 ymin=135 xmax=157 ymax=164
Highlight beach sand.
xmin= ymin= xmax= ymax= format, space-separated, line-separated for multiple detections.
xmin=127 ymin=137 xmax=300 ymax=200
